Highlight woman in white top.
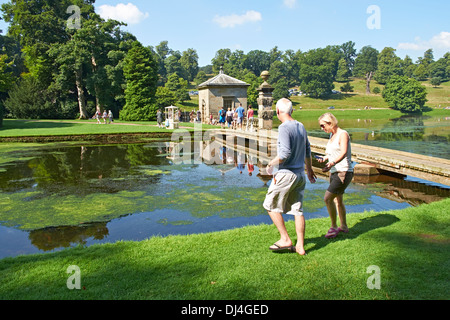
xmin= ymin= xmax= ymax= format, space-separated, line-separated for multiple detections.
xmin=318 ymin=113 xmax=354 ymax=239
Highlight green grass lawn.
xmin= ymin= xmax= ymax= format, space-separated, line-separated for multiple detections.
xmin=0 ymin=198 xmax=448 ymax=300
xmin=0 ymin=119 xmax=171 ymax=137
xmin=0 ymin=119 xmax=220 ymax=139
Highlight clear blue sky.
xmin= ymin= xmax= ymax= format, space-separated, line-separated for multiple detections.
xmin=1 ymin=0 xmax=449 ymax=66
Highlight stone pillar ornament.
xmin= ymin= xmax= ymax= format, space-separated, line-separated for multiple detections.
xmin=257 ymin=71 xmax=275 ymax=130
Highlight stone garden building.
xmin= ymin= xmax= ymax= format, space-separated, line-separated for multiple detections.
xmin=197 ymin=67 xmax=250 ymax=123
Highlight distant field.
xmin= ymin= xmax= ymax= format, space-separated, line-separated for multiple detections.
xmin=182 ymin=78 xmax=450 ymax=112
xmin=291 ymin=78 xmax=450 ymax=110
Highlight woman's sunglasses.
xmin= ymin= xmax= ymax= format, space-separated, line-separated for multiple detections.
xmin=320 ymin=122 xmax=330 ymax=129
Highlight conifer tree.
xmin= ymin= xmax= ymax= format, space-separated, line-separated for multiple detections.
xmin=120 ymin=41 xmax=158 ymax=121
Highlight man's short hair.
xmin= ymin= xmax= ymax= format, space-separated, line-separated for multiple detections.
xmin=276 ymin=98 xmax=293 ymax=115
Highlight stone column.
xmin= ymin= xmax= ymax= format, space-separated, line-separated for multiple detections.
xmin=257 ymin=71 xmax=275 ymax=130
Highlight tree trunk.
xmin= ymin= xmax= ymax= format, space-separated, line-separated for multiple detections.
xmin=94 ymin=84 xmax=104 ymax=114
xmin=366 ymin=71 xmax=373 ymax=95
xmin=91 ymin=56 xmax=102 ymax=114
xmin=75 ymin=66 xmax=89 ymax=119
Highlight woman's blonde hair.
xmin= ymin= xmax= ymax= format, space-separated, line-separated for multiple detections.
xmin=318 ymin=113 xmax=338 ymax=127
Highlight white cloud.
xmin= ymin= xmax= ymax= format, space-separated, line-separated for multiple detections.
xmin=98 ymin=3 xmax=149 ymax=25
xmin=213 ymin=10 xmax=262 ymax=28
xmin=429 ymin=31 xmax=450 ymax=48
xmin=283 ymin=0 xmax=298 ymax=9
xmin=398 ymin=31 xmax=450 ymax=51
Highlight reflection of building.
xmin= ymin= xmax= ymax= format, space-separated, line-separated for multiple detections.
xmin=197 ymin=67 xmax=250 ymax=123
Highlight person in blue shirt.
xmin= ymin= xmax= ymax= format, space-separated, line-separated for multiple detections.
xmin=219 ymin=108 xmax=226 ymax=129
xmin=235 ymin=103 xmax=245 ymax=130
xmin=263 ymin=98 xmax=317 ymax=256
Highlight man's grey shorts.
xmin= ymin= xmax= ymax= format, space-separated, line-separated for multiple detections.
xmin=263 ymin=171 xmax=306 ymax=216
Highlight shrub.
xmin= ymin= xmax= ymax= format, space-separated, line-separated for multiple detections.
xmin=382 ymin=75 xmax=428 ymax=113
xmin=4 ymin=77 xmax=55 ymax=119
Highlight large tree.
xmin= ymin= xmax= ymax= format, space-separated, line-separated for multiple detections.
xmin=430 ymin=52 xmax=450 ymax=80
xmin=165 ymin=73 xmax=190 ymax=104
xmin=1 ymin=0 xmax=96 ymax=88
xmin=340 ymin=41 xmax=357 ymax=73
xmin=0 ymin=54 xmax=13 ymax=93
xmin=298 ymin=48 xmax=340 ymax=98
xmin=282 ymin=49 xmax=302 ymax=87
xmin=2 ymin=0 xmax=136 ymax=119
xmin=180 ymin=48 xmax=199 ymax=82
xmin=211 ymin=48 xmax=231 ymax=73
xmin=0 ymin=52 xmax=14 ymax=126
xmin=244 ymin=50 xmax=271 ymax=77
xmin=120 ymin=41 xmax=158 ymax=121
xmin=336 ymin=58 xmax=351 ymax=82
xmin=353 ymin=46 xmax=379 ymax=94
xmin=49 ymin=16 xmax=128 ymax=119
xmin=374 ymin=47 xmax=403 ymax=85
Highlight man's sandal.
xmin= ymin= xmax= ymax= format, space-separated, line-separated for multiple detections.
xmin=269 ymin=243 xmax=296 ymax=252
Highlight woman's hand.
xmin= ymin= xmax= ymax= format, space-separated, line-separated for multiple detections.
xmin=317 ymin=156 xmax=328 ymax=163
xmin=322 ymin=160 xmax=335 ymax=173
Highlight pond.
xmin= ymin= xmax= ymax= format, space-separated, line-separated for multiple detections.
xmin=302 ymin=113 xmax=450 ymax=159
xmin=0 ymin=121 xmax=449 ymax=259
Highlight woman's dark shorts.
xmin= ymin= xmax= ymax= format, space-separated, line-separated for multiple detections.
xmin=328 ymin=171 xmax=354 ymax=195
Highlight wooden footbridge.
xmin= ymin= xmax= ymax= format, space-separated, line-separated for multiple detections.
xmin=210 ymin=129 xmax=450 ymax=186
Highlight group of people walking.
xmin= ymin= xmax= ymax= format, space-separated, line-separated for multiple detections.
xmin=93 ymin=110 xmax=114 ymax=124
xmin=264 ymin=98 xmax=353 ymax=256
xmin=218 ymin=104 xmax=255 ymax=131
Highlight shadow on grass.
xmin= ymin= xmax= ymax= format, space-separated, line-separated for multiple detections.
xmin=2 ymin=119 xmax=79 ymax=130
xmin=304 ymin=213 xmax=400 ymax=254
xmin=320 ymin=93 xmax=358 ymax=101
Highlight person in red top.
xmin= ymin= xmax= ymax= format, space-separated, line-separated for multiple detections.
xmin=246 ymin=105 xmax=254 ymax=131
xmin=247 ymin=156 xmax=254 ymax=176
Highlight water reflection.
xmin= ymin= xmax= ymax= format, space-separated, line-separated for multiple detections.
xmin=0 ymin=137 xmax=448 ymax=259
xmin=29 ymin=223 xmax=109 ymax=252
xmin=0 ymin=143 xmax=168 ymax=195
xmin=304 ymin=114 xmax=450 ymax=158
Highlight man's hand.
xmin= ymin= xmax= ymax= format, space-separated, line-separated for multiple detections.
xmin=307 ymin=169 xmax=317 ymax=183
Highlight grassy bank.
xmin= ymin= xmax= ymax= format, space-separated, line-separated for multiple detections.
xmin=1 ymin=107 xmax=448 ymax=140
xmin=0 ymin=119 xmax=185 ymax=137
xmin=0 ymin=198 xmax=448 ymax=300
